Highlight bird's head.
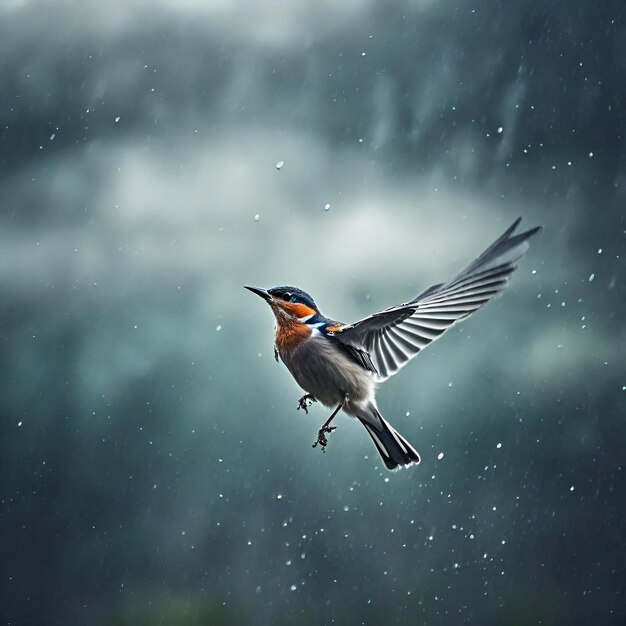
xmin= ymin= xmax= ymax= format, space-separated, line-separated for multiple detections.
xmin=244 ymin=285 xmax=320 ymax=322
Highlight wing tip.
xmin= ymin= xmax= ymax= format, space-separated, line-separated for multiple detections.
xmin=520 ymin=224 xmax=542 ymax=239
xmin=508 ymin=217 xmax=542 ymax=239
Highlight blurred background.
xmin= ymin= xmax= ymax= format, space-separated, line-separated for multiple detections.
xmin=1 ymin=0 xmax=624 ymax=624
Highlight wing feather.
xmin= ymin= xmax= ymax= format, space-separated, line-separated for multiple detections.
xmin=393 ymin=325 xmax=430 ymax=348
xmin=379 ymin=332 xmax=398 ymax=374
xmin=388 ymin=328 xmax=422 ymax=358
xmin=373 ymin=332 xmax=390 ymax=379
xmin=384 ymin=331 xmax=409 ymax=363
xmin=333 ymin=218 xmax=540 ymax=382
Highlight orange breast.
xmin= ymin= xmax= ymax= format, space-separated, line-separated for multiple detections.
xmin=275 ymin=318 xmax=312 ymax=355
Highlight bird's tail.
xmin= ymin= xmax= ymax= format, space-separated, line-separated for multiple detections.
xmin=356 ymin=405 xmax=420 ymax=470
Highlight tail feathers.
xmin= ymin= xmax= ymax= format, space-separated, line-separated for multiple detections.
xmin=357 ymin=408 xmax=420 ymax=471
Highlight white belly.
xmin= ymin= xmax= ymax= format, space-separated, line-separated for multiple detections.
xmin=280 ymin=334 xmax=376 ymax=411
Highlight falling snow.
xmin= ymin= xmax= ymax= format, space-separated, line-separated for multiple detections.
xmin=1 ymin=4 xmax=623 ymax=626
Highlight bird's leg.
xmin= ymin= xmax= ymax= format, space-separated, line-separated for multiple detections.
xmin=297 ymin=393 xmax=316 ymax=414
xmin=312 ymin=397 xmax=346 ymax=451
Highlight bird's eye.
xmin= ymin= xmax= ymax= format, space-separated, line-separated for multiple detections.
xmin=282 ymin=292 xmax=293 ymax=302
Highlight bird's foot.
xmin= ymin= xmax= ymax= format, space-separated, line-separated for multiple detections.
xmin=312 ymin=425 xmax=337 ymax=452
xmin=297 ymin=394 xmax=316 ymax=414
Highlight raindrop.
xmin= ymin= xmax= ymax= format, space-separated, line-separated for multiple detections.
xmin=324 ymin=203 xmax=331 ymax=212
xmin=215 ymin=325 xmax=222 ymax=332
xmin=114 ymin=116 xmax=121 ymax=123
xmin=588 ymin=273 xmax=595 ymax=282
xmin=437 ymin=452 xmax=444 ymax=460
xmin=497 ymin=126 xmax=503 ymax=134
xmin=275 ymin=160 xmax=284 ymax=170
xmin=254 ymin=214 xmax=260 ymax=222
xmin=290 ymin=584 xmax=297 ymax=591
xmin=496 ymin=442 xmax=502 ymax=449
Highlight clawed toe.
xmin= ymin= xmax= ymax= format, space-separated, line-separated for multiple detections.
xmin=297 ymin=394 xmax=316 ymax=414
xmin=312 ymin=425 xmax=337 ymax=451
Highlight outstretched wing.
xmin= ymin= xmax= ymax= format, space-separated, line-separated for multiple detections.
xmin=332 ymin=218 xmax=540 ymax=382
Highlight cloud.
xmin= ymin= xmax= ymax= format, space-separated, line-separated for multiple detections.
xmin=1 ymin=125 xmax=551 ymax=301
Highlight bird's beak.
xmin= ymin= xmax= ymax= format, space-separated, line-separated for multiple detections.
xmin=244 ymin=285 xmax=272 ymax=302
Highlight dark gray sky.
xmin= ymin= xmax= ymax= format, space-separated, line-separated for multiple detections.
xmin=1 ymin=1 xmax=624 ymax=625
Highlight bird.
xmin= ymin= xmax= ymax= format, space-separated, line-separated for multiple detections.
xmin=245 ymin=217 xmax=540 ymax=470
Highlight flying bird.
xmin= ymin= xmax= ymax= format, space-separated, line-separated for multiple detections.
xmin=245 ymin=218 xmax=540 ymax=470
